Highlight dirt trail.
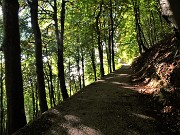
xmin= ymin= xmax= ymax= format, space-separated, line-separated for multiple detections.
xmin=14 ymin=65 xmax=161 ymax=135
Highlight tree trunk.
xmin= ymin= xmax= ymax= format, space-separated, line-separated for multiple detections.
xmin=48 ymin=63 xmax=55 ymax=106
xmin=81 ymin=49 xmax=85 ymax=88
xmin=53 ymin=0 xmax=69 ymax=100
xmin=30 ymin=80 xmax=36 ymax=119
xmin=165 ymin=0 xmax=180 ymax=29
xmin=132 ymin=0 xmax=148 ymax=54
xmin=0 ymin=55 xmax=4 ymax=134
xmin=68 ymin=57 xmax=72 ymax=96
xmin=89 ymin=48 xmax=97 ymax=81
xmin=96 ymin=1 xmax=104 ymax=77
xmin=110 ymin=0 xmax=115 ymax=71
xmin=108 ymin=23 xmax=112 ymax=73
xmin=28 ymin=0 xmax=48 ymax=113
xmin=75 ymin=47 xmax=82 ymax=90
xmin=2 ymin=1 xmax=27 ymax=134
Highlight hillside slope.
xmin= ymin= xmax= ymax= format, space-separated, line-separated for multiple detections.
xmin=131 ymin=35 xmax=180 ymax=134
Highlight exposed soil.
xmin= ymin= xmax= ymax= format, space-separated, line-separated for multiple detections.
xmin=13 ymin=65 xmax=161 ymax=135
xmin=131 ymin=35 xmax=180 ymax=134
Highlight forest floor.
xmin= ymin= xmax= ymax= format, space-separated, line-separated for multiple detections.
xmin=14 ymin=65 xmax=162 ymax=135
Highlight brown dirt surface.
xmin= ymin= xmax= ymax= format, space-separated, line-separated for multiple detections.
xmin=131 ymin=35 xmax=180 ymax=134
xmin=14 ymin=65 xmax=161 ymax=135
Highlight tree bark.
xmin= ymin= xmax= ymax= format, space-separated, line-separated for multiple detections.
xmin=81 ymin=48 xmax=85 ymax=88
xmin=168 ymin=0 xmax=180 ymax=29
xmin=2 ymin=1 xmax=27 ymax=134
xmin=96 ymin=1 xmax=104 ymax=77
xmin=28 ymin=0 xmax=48 ymax=113
xmin=89 ymin=48 xmax=97 ymax=81
xmin=0 ymin=55 xmax=4 ymax=134
xmin=132 ymin=0 xmax=148 ymax=54
xmin=76 ymin=48 xmax=82 ymax=90
xmin=53 ymin=0 xmax=69 ymax=100
xmin=110 ymin=0 xmax=115 ymax=71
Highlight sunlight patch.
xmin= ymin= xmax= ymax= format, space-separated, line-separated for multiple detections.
xmin=131 ymin=113 xmax=155 ymax=121
xmin=67 ymin=125 xmax=103 ymax=135
xmin=61 ymin=114 xmax=104 ymax=135
xmin=64 ymin=115 xmax=81 ymax=123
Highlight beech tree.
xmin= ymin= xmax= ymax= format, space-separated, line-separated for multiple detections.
xmin=2 ymin=0 xmax=27 ymax=134
xmin=95 ymin=0 xmax=105 ymax=77
xmin=58 ymin=0 xmax=69 ymax=100
xmin=28 ymin=0 xmax=48 ymax=113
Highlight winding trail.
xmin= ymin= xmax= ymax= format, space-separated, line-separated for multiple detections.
xmin=14 ymin=65 xmax=161 ymax=135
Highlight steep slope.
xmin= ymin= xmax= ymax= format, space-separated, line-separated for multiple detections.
xmin=131 ymin=35 xmax=180 ymax=134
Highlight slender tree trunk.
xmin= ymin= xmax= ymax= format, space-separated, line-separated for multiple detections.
xmin=73 ymin=76 xmax=78 ymax=93
xmin=35 ymin=83 xmax=39 ymax=117
xmin=132 ymin=0 xmax=148 ymax=54
xmin=53 ymin=0 xmax=69 ymax=100
xmin=30 ymin=80 xmax=36 ymax=119
xmin=2 ymin=1 xmax=27 ymax=134
xmin=96 ymin=1 xmax=104 ymax=77
xmin=108 ymin=22 xmax=112 ymax=73
xmin=0 ymin=55 xmax=3 ymax=135
xmin=110 ymin=0 xmax=115 ymax=71
xmin=81 ymin=49 xmax=85 ymax=88
xmin=28 ymin=0 xmax=48 ymax=113
xmin=46 ymin=74 xmax=52 ymax=107
xmin=68 ymin=57 xmax=72 ymax=96
xmin=45 ymin=46 xmax=55 ymax=107
xmin=76 ymin=48 xmax=81 ymax=90
xmin=89 ymin=48 xmax=97 ymax=81
xmin=49 ymin=64 xmax=55 ymax=106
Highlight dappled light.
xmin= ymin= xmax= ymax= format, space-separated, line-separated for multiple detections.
xmin=131 ymin=113 xmax=155 ymax=121
xmin=61 ymin=115 xmax=103 ymax=135
xmin=13 ymin=65 xmax=162 ymax=135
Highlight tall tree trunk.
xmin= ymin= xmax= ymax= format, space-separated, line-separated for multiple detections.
xmin=166 ymin=0 xmax=180 ymax=29
xmin=110 ymin=0 xmax=115 ymax=71
xmin=89 ymin=48 xmax=97 ymax=81
xmin=30 ymin=80 xmax=36 ymax=119
xmin=96 ymin=1 xmax=104 ymax=77
xmin=108 ymin=22 xmax=112 ymax=73
xmin=75 ymin=47 xmax=81 ymax=90
xmin=0 ymin=55 xmax=3 ymax=135
xmin=53 ymin=0 xmax=69 ymax=100
xmin=35 ymin=84 xmax=39 ymax=117
xmin=68 ymin=57 xmax=72 ymax=96
xmin=104 ymin=19 xmax=111 ymax=73
xmin=28 ymin=0 xmax=48 ymax=113
xmin=48 ymin=63 xmax=55 ymax=106
xmin=132 ymin=0 xmax=148 ymax=54
xmin=2 ymin=1 xmax=27 ymax=134
xmin=81 ymin=48 xmax=85 ymax=88
xmin=45 ymin=46 xmax=56 ymax=107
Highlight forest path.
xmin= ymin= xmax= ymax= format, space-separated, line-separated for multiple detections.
xmin=14 ymin=65 xmax=161 ymax=135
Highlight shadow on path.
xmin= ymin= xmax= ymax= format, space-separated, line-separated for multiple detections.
xmin=14 ymin=65 xmax=161 ymax=135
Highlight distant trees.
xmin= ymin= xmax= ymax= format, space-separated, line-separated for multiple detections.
xmin=2 ymin=0 xmax=26 ymax=134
